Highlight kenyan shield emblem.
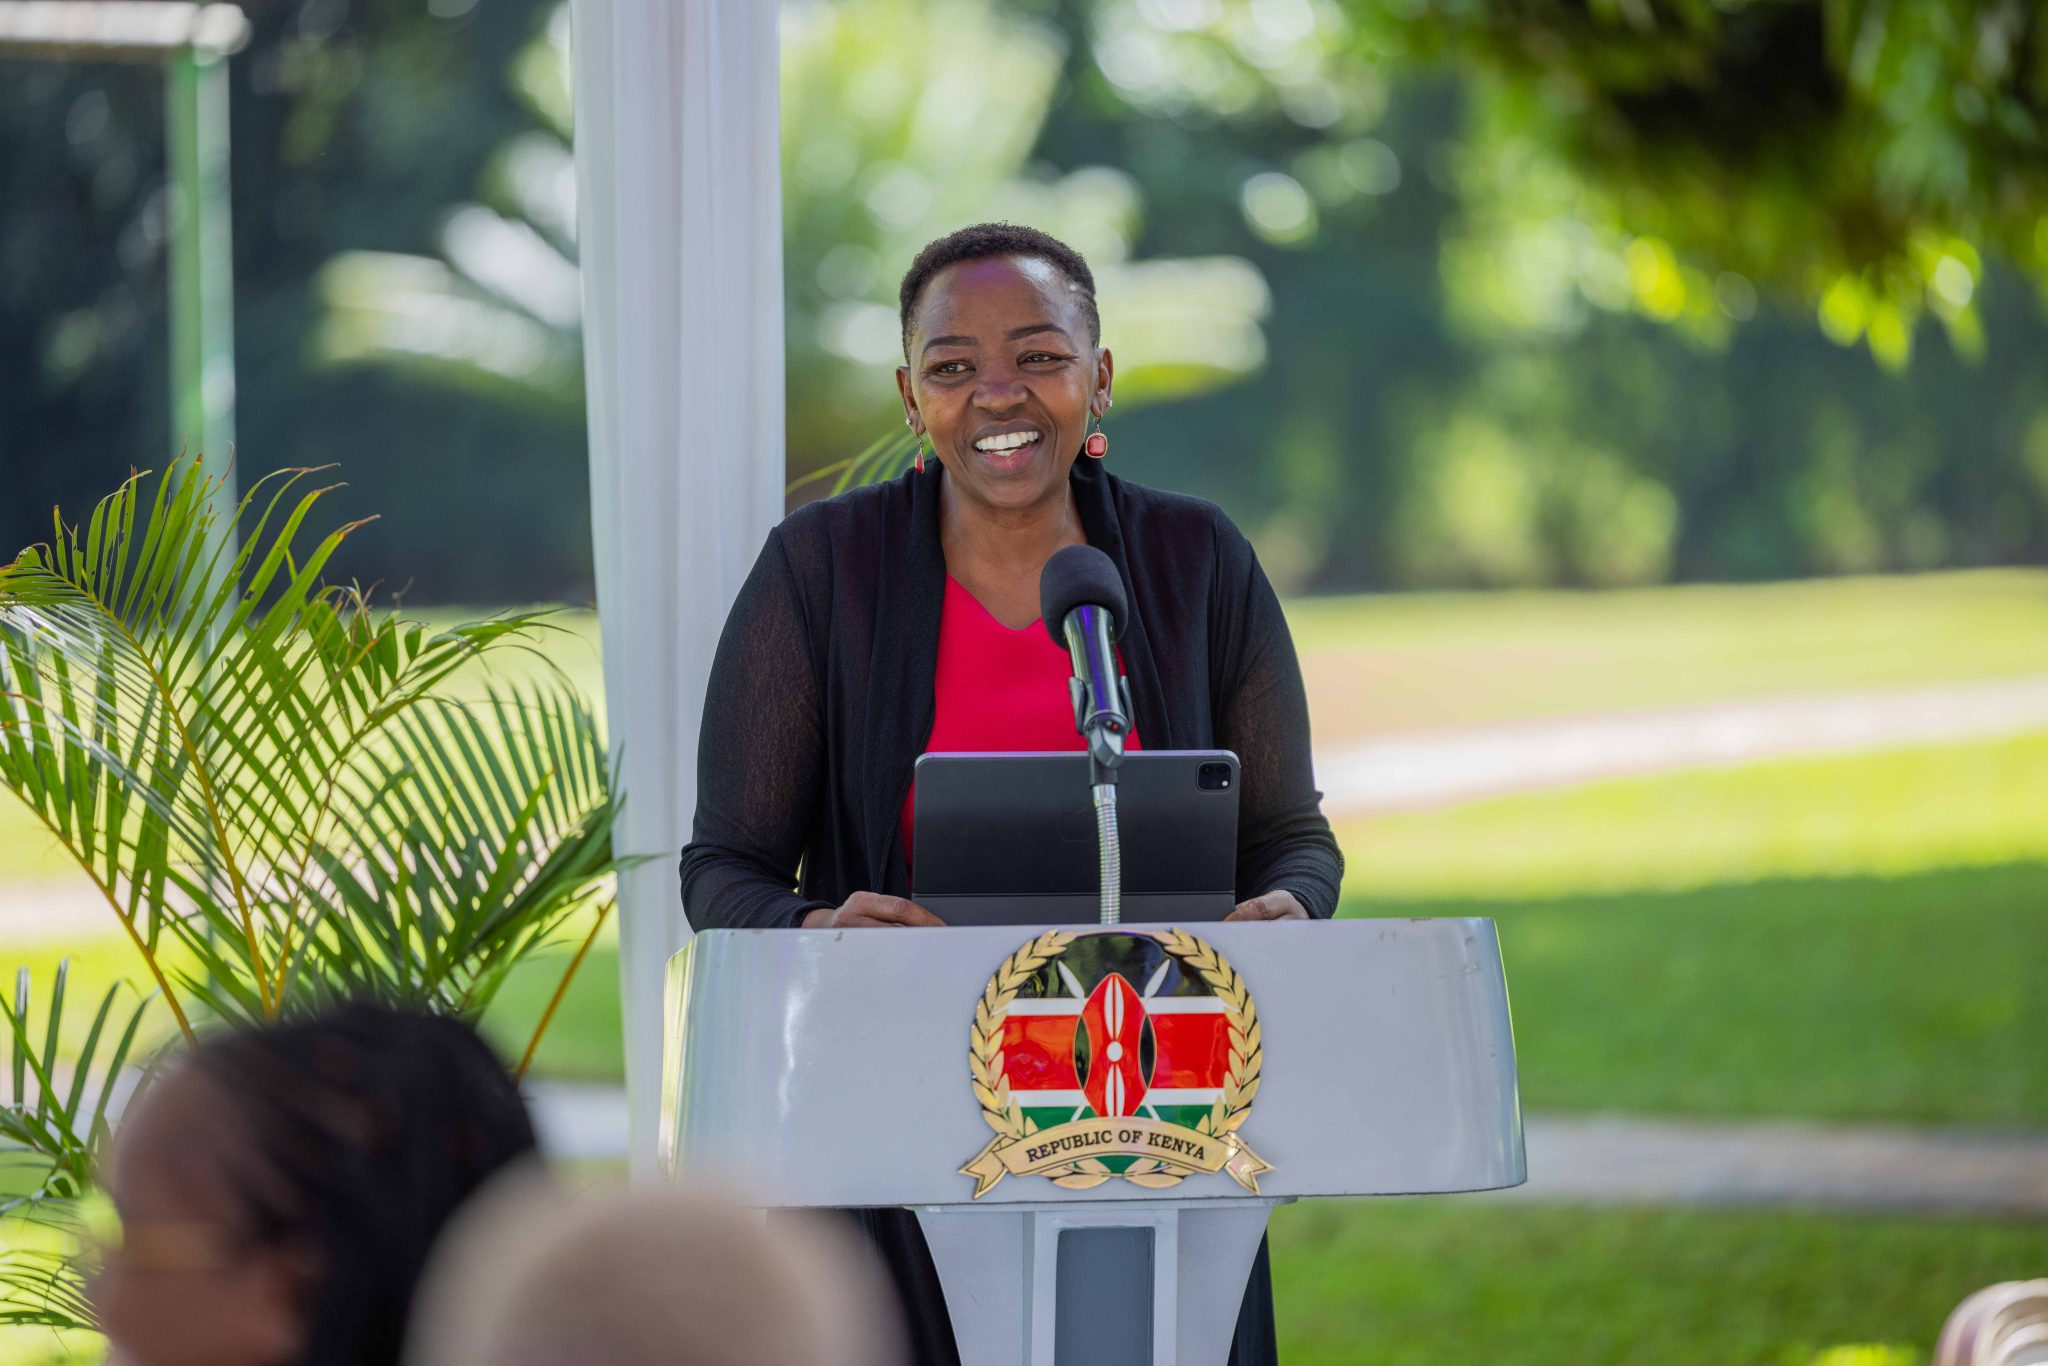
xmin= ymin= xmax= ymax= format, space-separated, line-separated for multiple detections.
xmin=959 ymin=928 xmax=1271 ymax=1197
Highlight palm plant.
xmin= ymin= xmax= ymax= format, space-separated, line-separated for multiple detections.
xmin=0 ymin=458 xmax=627 ymax=1047
xmin=0 ymin=458 xmax=628 ymax=1342
xmin=0 ymin=964 xmax=152 ymax=1335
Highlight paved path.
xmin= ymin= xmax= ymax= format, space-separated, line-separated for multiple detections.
xmin=1316 ymin=674 xmax=2048 ymax=817
xmin=1498 ymin=1113 xmax=2048 ymax=1218
xmin=0 ymin=881 xmax=111 ymax=942
xmin=525 ymin=1082 xmax=2048 ymax=1217
xmin=24 ymin=1073 xmax=2038 ymax=1216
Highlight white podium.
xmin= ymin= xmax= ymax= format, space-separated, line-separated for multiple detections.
xmin=661 ymin=919 xmax=1523 ymax=1366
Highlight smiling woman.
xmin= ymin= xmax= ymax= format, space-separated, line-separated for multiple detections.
xmin=678 ymin=223 xmax=1343 ymax=1366
xmin=896 ymin=233 xmax=1110 ymax=625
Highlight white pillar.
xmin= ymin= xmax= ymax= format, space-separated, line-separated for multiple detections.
xmin=570 ymin=0 xmax=786 ymax=1174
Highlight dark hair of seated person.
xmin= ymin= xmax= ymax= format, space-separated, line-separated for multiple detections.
xmin=97 ymin=1003 xmax=539 ymax=1366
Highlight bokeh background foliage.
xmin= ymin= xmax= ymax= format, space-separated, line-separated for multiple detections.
xmin=7 ymin=0 xmax=2048 ymax=599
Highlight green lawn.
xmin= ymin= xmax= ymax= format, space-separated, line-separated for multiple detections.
xmin=1292 ymin=568 xmax=2048 ymax=741
xmin=0 ymin=803 xmax=88 ymax=883
xmin=5 ymin=580 xmax=2046 ymax=1365
xmin=495 ymin=871 xmax=2048 ymax=1123
xmin=1272 ymin=1198 xmax=2048 ymax=1366
xmin=8 ymin=578 xmax=2048 ymax=1113
xmin=14 ymin=730 xmax=2046 ymax=1128
xmin=484 ymin=931 xmax=626 ymax=1081
xmin=1378 ymin=865 xmax=2048 ymax=1124
xmin=475 ymin=731 xmax=2048 ymax=1129
xmin=1342 ymin=731 xmax=2048 ymax=900
xmin=1337 ymin=732 xmax=2048 ymax=1125
xmin=10 ymin=569 xmax=2048 ymax=880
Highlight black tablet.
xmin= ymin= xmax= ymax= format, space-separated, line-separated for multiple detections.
xmin=911 ymin=750 xmax=1240 ymax=926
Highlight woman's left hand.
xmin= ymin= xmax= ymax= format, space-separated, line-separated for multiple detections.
xmin=1226 ymin=890 xmax=1309 ymax=921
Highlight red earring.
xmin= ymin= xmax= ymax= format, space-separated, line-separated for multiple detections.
xmin=915 ymin=442 xmax=925 ymax=473
xmin=1084 ymin=413 xmax=1108 ymax=459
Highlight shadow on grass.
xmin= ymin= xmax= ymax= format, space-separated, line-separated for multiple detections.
xmin=1344 ymin=862 xmax=2048 ymax=1127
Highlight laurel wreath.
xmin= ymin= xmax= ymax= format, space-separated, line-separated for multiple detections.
xmin=968 ymin=927 xmax=1074 ymax=1144
xmin=1157 ymin=928 xmax=1262 ymax=1139
xmin=967 ymin=927 xmax=1262 ymax=1191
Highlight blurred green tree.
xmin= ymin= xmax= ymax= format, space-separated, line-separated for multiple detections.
xmin=315 ymin=0 xmax=1277 ymax=488
xmin=8 ymin=0 xmax=2048 ymax=598
xmin=1071 ymin=0 xmax=2048 ymax=586
xmin=0 ymin=0 xmax=581 ymax=602
xmin=1096 ymin=0 xmax=2048 ymax=369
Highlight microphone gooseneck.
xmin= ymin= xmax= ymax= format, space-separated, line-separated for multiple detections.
xmin=1039 ymin=545 xmax=1132 ymax=925
xmin=1093 ymin=782 xmax=1121 ymax=925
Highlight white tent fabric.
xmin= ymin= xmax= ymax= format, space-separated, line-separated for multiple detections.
xmin=570 ymin=0 xmax=786 ymax=1172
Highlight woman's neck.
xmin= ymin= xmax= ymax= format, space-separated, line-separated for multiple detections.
xmin=938 ymin=475 xmax=1086 ymax=627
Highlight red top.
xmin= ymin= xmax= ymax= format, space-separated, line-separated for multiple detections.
xmin=901 ymin=576 xmax=1141 ymax=870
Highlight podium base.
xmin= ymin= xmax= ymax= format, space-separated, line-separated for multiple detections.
xmin=915 ymin=1198 xmax=1286 ymax=1366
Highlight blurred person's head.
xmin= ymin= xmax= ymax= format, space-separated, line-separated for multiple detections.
xmin=1937 ymin=1280 xmax=2048 ymax=1364
xmin=407 ymin=1175 xmax=903 ymax=1366
xmin=93 ymin=1003 xmax=539 ymax=1366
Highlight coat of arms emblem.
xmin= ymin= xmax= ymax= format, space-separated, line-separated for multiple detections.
xmin=960 ymin=928 xmax=1271 ymax=1197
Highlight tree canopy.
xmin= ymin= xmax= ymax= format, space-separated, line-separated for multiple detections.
xmin=1120 ymin=0 xmax=2048 ymax=366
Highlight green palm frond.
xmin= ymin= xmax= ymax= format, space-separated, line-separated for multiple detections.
xmin=272 ymin=684 xmax=621 ymax=1020
xmin=0 ymin=458 xmax=629 ymax=1058
xmin=0 ymin=965 xmax=151 ymax=1337
xmin=0 ymin=1248 xmax=95 ymax=1333
xmin=0 ymin=964 xmax=153 ymax=1214
xmin=785 ymin=426 xmax=921 ymax=498
xmin=3 ymin=462 xmax=392 ymax=1027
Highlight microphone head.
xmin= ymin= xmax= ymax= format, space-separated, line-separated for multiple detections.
xmin=1039 ymin=544 xmax=1128 ymax=649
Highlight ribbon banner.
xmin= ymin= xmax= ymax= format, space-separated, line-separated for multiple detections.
xmin=961 ymin=1115 xmax=1273 ymax=1198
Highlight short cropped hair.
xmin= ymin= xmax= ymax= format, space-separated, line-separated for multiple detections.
xmin=898 ymin=222 xmax=1099 ymax=358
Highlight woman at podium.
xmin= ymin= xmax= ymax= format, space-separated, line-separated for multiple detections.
xmin=682 ymin=223 xmax=1344 ymax=1366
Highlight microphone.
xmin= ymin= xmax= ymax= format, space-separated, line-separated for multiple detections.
xmin=1039 ymin=545 xmax=1132 ymax=777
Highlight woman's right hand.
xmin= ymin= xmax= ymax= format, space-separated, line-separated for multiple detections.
xmin=801 ymin=893 xmax=946 ymax=928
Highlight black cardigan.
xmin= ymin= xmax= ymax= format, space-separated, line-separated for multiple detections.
xmin=680 ymin=456 xmax=1344 ymax=927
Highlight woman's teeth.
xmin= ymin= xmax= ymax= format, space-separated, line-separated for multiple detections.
xmin=974 ymin=430 xmax=1041 ymax=453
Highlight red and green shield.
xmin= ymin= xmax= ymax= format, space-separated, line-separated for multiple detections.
xmin=963 ymin=928 xmax=1271 ymax=1196
xmin=999 ymin=931 xmax=1232 ymax=1172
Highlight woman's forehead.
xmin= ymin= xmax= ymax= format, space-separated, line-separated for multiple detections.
xmin=915 ymin=254 xmax=1083 ymax=340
